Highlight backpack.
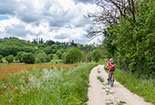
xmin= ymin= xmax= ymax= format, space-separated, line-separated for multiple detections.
xmin=110 ymin=63 xmax=115 ymax=71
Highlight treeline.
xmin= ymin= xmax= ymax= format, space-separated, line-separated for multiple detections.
xmin=89 ymin=0 xmax=155 ymax=78
xmin=0 ymin=38 xmax=104 ymax=64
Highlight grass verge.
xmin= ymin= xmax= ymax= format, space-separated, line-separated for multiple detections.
xmin=114 ymin=69 xmax=155 ymax=104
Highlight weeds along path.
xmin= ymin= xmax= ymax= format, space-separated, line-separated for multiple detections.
xmin=87 ymin=65 xmax=152 ymax=105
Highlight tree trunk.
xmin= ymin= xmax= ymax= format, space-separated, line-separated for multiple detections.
xmin=131 ymin=0 xmax=136 ymax=23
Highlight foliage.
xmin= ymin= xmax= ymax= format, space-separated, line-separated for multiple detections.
xmin=36 ymin=50 xmax=49 ymax=63
xmin=63 ymin=48 xmax=84 ymax=63
xmin=16 ymin=52 xmax=25 ymax=62
xmin=35 ymin=58 xmax=41 ymax=64
xmin=0 ymin=38 xmax=97 ymax=64
xmin=0 ymin=55 xmax=2 ymax=63
xmin=5 ymin=55 xmax=14 ymax=64
xmin=99 ymin=1 xmax=155 ymax=77
xmin=22 ymin=53 xmax=35 ymax=64
xmin=91 ymin=49 xmax=102 ymax=62
xmin=53 ymin=54 xmax=59 ymax=60
xmin=85 ymin=52 xmax=92 ymax=62
xmin=56 ymin=50 xmax=63 ymax=59
xmin=0 ymin=38 xmax=34 ymax=56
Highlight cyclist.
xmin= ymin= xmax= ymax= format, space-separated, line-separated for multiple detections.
xmin=106 ymin=58 xmax=115 ymax=81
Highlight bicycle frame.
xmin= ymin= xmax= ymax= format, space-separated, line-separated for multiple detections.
xmin=109 ymin=71 xmax=114 ymax=87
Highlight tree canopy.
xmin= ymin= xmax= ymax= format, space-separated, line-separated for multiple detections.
xmin=88 ymin=0 xmax=155 ymax=78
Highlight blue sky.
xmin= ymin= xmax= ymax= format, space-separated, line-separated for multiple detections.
xmin=0 ymin=0 xmax=102 ymax=44
xmin=0 ymin=16 xmax=9 ymax=20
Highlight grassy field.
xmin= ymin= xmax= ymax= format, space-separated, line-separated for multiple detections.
xmin=0 ymin=63 xmax=97 ymax=105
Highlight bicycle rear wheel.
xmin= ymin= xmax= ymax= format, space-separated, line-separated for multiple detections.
xmin=110 ymin=73 xmax=114 ymax=87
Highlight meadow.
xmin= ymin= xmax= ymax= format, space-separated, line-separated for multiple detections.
xmin=0 ymin=63 xmax=97 ymax=105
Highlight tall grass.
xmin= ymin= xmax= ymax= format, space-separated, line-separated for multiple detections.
xmin=114 ymin=69 xmax=155 ymax=104
xmin=0 ymin=63 xmax=97 ymax=105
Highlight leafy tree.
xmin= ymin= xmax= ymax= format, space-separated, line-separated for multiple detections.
xmin=43 ymin=46 xmax=52 ymax=54
xmin=63 ymin=48 xmax=83 ymax=63
xmin=36 ymin=50 xmax=48 ymax=63
xmin=56 ymin=50 xmax=63 ymax=59
xmin=89 ymin=0 xmax=155 ymax=77
xmin=16 ymin=52 xmax=25 ymax=62
xmin=53 ymin=54 xmax=59 ymax=60
xmin=0 ymin=38 xmax=34 ymax=56
xmin=6 ymin=55 xmax=14 ymax=64
xmin=91 ymin=49 xmax=102 ymax=62
xmin=85 ymin=52 xmax=92 ymax=62
xmin=45 ymin=40 xmax=55 ymax=46
xmin=35 ymin=58 xmax=41 ymax=64
xmin=22 ymin=53 xmax=35 ymax=64
xmin=0 ymin=55 xmax=3 ymax=63
xmin=48 ymin=54 xmax=54 ymax=60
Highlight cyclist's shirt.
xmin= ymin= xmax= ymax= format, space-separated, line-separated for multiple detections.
xmin=107 ymin=62 xmax=115 ymax=72
xmin=107 ymin=62 xmax=112 ymax=71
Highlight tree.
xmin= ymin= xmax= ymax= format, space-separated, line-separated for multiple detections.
xmin=85 ymin=52 xmax=92 ymax=62
xmin=22 ymin=53 xmax=35 ymax=64
xmin=48 ymin=54 xmax=54 ymax=60
xmin=0 ymin=55 xmax=3 ymax=63
xmin=16 ymin=52 xmax=25 ymax=62
xmin=6 ymin=55 xmax=14 ymax=64
xmin=91 ymin=49 xmax=102 ymax=62
xmin=56 ymin=51 xmax=63 ymax=59
xmin=36 ymin=50 xmax=48 ymax=63
xmin=87 ymin=0 xmax=138 ymax=37
xmin=45 ymin=40 xmax=55 ymax=46
xmin=91 ymin=0 xmax=155 ymax=77
xmin=63 ymin=48 xmax=83 ymax=63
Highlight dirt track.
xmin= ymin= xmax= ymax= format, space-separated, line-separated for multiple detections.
xmin=87 ymin=65 xmax=152 ymax=105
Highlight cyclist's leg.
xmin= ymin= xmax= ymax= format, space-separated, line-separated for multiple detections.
xmin=112 ymin=71 xmax=114 ymax=81
xmin=108 ymin=70 xmax=111 ymax=80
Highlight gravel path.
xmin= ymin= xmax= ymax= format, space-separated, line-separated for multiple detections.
xmin=87 ymin=65 xmax=152 ymax=105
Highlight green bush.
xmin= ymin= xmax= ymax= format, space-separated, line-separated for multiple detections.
xmin=91 ymin=49 xmax=102 ymax=62
xmin=35 ymin=58 xmax=41 ymax=64
xmin=63 ymin=48 xmax=84 ymax=63
xmin=56 ymin=50 xmax=63 ymax=59
xmin=0 ymin=55 xmax=3 ymax=63
xmin=85 ymin=52 xmax=92 ymax=62
xmin=16 ymin=51 xmax=25 ymax=62
xmin=22 ymin=53 xmax=35 ymax=64
xmin=6 ymin=55 xmax=14 ymax=64
xmin=36 ymin=50 xmax=49 ymax=63
xmin=48 ymin=54 xmax=54 ymax=60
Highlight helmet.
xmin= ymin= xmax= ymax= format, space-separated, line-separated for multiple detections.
xmin=111 ymin=61 xmax=114 ymax=64
xmin=109 ymin=58 xmax=113 ymax=62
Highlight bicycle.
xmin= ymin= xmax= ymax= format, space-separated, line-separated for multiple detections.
xmin=108 ymin=70 xmax=115 ymax=87
xmin=105 ymin=66 xmax=115 ymax=87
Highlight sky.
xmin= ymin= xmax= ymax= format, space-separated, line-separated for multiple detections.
xmin=0 ymin=0 xmax=103 ymax=44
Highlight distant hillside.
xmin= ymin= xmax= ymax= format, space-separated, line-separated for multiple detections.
xmin=0 ymin=37 xmax=97 ymax=57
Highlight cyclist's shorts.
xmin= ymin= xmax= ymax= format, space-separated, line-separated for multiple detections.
xmin=109 ymin=69 xmax=115 ymax=72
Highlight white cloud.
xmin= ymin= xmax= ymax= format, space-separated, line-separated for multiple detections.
xmin=0 ymin=0 xmax=101 ymax=44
